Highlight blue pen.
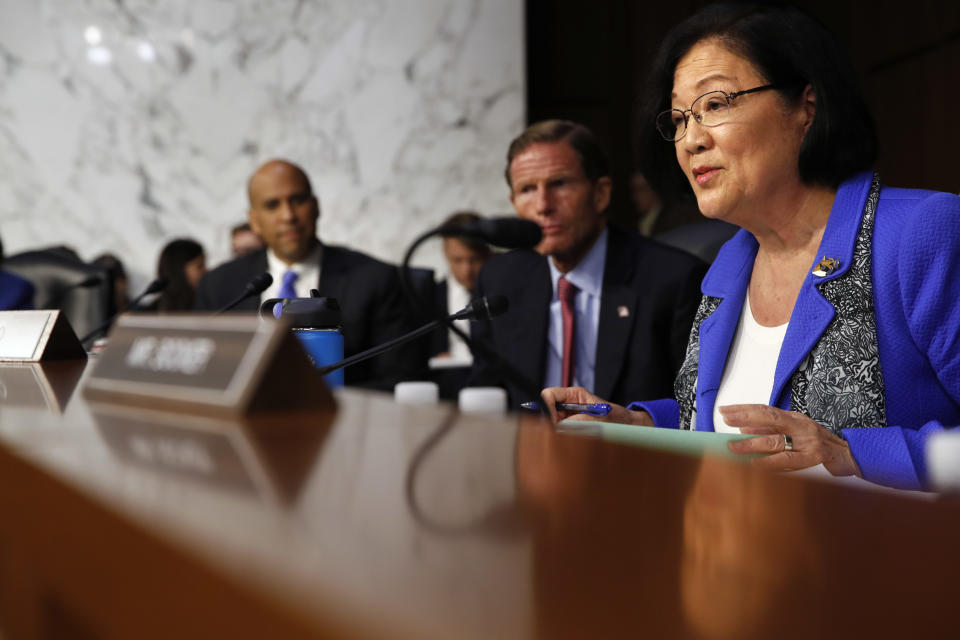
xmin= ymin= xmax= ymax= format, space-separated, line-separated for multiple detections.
xmin=520 ymin=401 xmax=612 ymax=417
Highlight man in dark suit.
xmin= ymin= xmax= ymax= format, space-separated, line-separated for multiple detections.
xmin=472 ymin=121 xmax=706 ymax=409
xmin=195 ymin=159 xmax=420 ymax=388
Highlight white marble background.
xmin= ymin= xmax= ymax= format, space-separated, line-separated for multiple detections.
xmin=0 ymin=0 xmax=524 ymax=289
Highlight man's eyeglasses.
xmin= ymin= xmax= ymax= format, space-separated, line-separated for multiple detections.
xmin=656 ymin=84 xmax=777 ymax=141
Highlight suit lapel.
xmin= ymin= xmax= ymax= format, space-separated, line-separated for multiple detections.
xmin=506 ymin=257 xmax=551 ymax=387
xmin=595 ymin=232 xmax=636 ymax=399
xmin=771 ymin=284 xmax=834 ymax=407
xmin=770 ymin=171 xmax=872 ymax=407
xmin=696 ymin=231 xmax=754 ymax=431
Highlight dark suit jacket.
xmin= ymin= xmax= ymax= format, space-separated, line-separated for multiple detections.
xmin=194 ymin=245 xmax=423 ymax=388
xmin=0 ymin=270 xmax=34 ymax=310
xmin=471 ymin=226 xmax=707 ymax=408
xmin=644 ymin=196 xmax=704 ymax=236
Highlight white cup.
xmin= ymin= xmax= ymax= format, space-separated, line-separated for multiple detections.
xmin=927 ymin=430 xmax=960 ymax=491
xmin=394 ymin=381 xmax=439 ymax=406
xmin=458 ymin=386 xmax=508 ymax=414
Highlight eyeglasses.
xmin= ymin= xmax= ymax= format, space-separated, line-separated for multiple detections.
xmin=655 ymin=84 xmax=777 ymax=141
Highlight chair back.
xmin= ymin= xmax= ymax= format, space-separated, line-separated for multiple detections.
xmin=4 ymin=250 xmax=112 ymax=339
xmin=654 ymin=220 xmax=739 ymax=264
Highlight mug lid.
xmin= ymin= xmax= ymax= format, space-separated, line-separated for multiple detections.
xmin=261 ymin=296 xmax=342 ymax=328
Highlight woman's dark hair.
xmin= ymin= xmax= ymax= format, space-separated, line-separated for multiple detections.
xmin=156 ymin=238 xmax=204 ymax=312
xmin=92 ymin=253 xmax=127 ymax=281
xmin=636 ymin=2 xmax=877 ymax=196
xmin=92 ymin=252 xmax=130 ymax=317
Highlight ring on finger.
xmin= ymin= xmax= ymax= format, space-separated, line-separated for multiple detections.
xmin=783 ymin=434 xmax=794 ymax=452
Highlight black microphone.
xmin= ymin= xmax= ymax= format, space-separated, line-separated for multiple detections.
xmin=130 ymin=276 xmax=169 ymax=305
xmin=214 ymin=272 xmax=273 ymax=316
xmin=316 ymin=296 xmax=508 ymax=377
xmin=399 ymin=218 xmax=549 ymax=415
xmin=398 ymin=219 xmax=538 ymax=318
xmin=438 ymin=217 xmax=542 ymax=249
xmin=449 ymin=295 xmax=508 ymax=321
xmin=79 ymin=276 xmax=170 ymax=345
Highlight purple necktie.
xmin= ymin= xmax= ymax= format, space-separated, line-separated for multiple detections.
xmin=273 ymin=269 xmax=299 ymax=318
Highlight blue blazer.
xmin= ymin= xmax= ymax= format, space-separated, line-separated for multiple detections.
xmin=0 ymin=270 xmax=34 ymax=310
xmin=633 ymin=172 xmax=960 ymax=490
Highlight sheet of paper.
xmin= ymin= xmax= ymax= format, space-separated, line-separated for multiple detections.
xmin=559 ymin=419 xmax=762 ymax=460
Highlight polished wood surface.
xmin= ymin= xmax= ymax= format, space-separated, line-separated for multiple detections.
xmin=0 ymin=362 xmax=958 ymax=638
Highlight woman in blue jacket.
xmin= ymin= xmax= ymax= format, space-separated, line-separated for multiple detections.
xmin=542 ymin=3 xmax=960 ymax=491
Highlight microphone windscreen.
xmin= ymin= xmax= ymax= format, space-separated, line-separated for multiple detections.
xmin=484 ymin=294 xmax=509 ymax=318
xmin=475 ymin=218 xmax=542 ymax=249
xmin=455 ymin=295 xmax=510 ymax=321
xmin=439 ymin=217 xmax=542 ymax=249
xmin=246 ymin=272 xmax=273 ymax=294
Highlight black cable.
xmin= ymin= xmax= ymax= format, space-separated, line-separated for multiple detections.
xmin=399 ymin=227 xmax=549 ymax=417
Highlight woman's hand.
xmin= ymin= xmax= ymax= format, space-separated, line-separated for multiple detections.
xmin=539 ymin=386 xmax=653 ymax=426
xmin=720 ymin=404 xmax=861 ymax=477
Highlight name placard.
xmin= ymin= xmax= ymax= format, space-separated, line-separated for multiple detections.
xmin=0 ymin=310 xmax=87 ymax=362
xmin=83 ymin=314 xmax=335 ymax=415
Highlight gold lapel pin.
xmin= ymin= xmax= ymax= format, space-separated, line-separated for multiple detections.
xmin=617 ymin=305 xmax=630 ymax=318
xmin=812 ymin=256 xmax=840 ymax=277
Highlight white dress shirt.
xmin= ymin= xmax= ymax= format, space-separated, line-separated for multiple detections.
xmin=445 ymin=279 xmax=474 ymax=363
xmin=261 ymin=243 xmax=322 ymax=304
xmin=544 ymin=227 xmax=608 ymax=391
xmin=713 ymin=292 xmax=788 ymax=432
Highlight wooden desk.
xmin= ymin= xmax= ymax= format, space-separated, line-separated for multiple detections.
xmin=0 ymin=362 xmax=957 ymax=638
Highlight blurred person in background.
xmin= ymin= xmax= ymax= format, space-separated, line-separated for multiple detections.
xmin=433 ymin=210 xmax=493 ymax=363
xmin=195 ymin=159 xmax=420 ymax=388
xmin=91 ymin=253 xmax=130 ymax=317
xmin=155 ymin=238 xmax=206 ymax=312
xmin=231 ymin=222 xmax=265 ymax=257
xmin=630 ymin=169 xmax=702 ymax=237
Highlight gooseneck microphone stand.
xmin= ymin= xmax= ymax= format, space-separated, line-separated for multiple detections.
xmin=79 ymin=276 xmax=169 ymax=347
xmin=398 ymin=221 xmax=549 ymax=416
xmin=317 ymin=312 xmax=460 ymax=378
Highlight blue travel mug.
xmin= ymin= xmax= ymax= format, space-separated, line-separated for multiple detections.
xmin=260 ymin=297 xmax=345 ymax=387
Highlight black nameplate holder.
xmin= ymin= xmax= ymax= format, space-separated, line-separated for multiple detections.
xmin=0 ymin=310 xmax=86 ymax=362
xmin=83 ymin=315 xmax=335 ymax=416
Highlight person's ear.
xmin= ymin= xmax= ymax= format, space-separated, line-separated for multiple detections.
xmin=248 ymin=209 xmax=262 ymax=235
xmin=800 ymin=84 xmax=816 ymax=135
xmin=593 ymin=176 xmax=612 ymax=213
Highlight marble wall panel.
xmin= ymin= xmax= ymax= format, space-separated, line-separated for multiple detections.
xmin=0 ymin=0 xmax=524 ymax=289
